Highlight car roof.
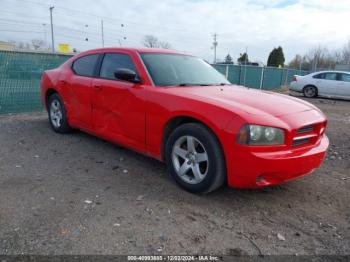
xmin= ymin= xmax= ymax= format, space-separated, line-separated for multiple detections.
xmin=79 ymin=47 xmax=190 ymax=56
xmin=311 ymin=70 xmax=350 ymax=75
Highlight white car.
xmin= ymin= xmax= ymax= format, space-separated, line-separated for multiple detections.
xmin=290 ymin=71 xmax=350 ymax=100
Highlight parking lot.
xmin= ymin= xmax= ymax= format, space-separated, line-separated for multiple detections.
xmin=0 ymin=96 xmax=349 ymax=255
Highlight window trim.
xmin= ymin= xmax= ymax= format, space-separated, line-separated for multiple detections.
xmin=71 ymin=53 xmax=101 ymax=78
xmin=97 ymin=52 xmax=141 ymax=83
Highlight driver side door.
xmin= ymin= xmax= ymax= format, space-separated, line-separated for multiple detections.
xmin=91 ymin=52 xmax=146 ymax=152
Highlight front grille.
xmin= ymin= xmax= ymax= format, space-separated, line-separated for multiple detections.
xmin=297 ymin=125 xmax=314 ymax=134
xmin=292 ymin=138 xmax=310 ymax=146
xmin=292 ymin=122 xmax=326 ymax=148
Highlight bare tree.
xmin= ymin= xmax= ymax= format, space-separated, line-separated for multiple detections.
xmin=31 ymin=39 xmax=45 ymax=50
xmin=288 ymin=40 xmax=350 ymax=70
xmin=303 ymin=45 xmax=337 ymax=71
xmin=143 ymin=35 xmax=159 ymax=48
xmin=142 ymin=35 xmax=172 ymax=49
xmin=342 ymin=40 xmax=350 ymax=64
xmin=16 ymin=41 xmax=25 ymax=50
xmin=159 ymin=41 xmax=172 ymax=49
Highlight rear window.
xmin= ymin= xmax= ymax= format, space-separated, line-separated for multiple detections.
xmin=324 ymin=73 xmax=337 ymax=80
xmin=72 ymin=54 xmax=99 ymax=77
xmin=313 ymin=73 xmax=324 ymax=79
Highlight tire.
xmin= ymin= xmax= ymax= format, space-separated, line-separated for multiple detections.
xmin=165 ymin=123 xmax=226 ymax=194
xmin=303 ymin=85 xmax=318 ymax=98
xmin=47 ymin=93 xmax=72 ymax=133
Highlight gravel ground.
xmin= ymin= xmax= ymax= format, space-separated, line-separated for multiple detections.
xmin=0 ymin=96 xmax=349 ymax=256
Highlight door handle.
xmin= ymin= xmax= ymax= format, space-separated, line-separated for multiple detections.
xmin=93 ymin=84 xmax=102 ymax=90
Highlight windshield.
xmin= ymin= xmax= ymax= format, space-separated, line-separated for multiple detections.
xmin=140 ymin=53 xmax=231 ymax=86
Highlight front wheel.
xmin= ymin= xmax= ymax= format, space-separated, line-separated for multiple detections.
xmin=165 ymin=123 xmax=226 ymax=194
xmin=47 ymin=93 xmax=72 ymax=133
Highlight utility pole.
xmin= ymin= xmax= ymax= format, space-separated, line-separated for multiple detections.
xmin=49 ymin=6 xmax=55 ymax=53
xmin=243 ymin=46 xmax=248 ymax=87
xmin=212 ymin=33 xmax=218 ymax=64
xmin=101 ymin=20 xmax=105 ymax=47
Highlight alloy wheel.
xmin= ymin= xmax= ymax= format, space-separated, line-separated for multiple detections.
xmin=171 ymin=135 xmax=209 ymax=184
xmin=304 ymin=86 xmax=316 ymax=97
xmin=50 ymin=99 xmax=63 ymax=128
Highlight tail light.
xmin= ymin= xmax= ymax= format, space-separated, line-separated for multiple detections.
xmin=292 ymin=76 xmax=298 ymax=82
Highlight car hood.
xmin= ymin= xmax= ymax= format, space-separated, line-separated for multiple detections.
xmin=166 ymin=85 xmax=319 ymax=117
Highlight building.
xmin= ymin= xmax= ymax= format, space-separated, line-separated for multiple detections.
xmin=0 ymin=41 xmax=16 ymax=51
xmin=335 ymin=64 xmax=350 ymax=72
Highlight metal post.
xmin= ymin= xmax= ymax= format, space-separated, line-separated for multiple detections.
xmin=243 ymin=46 xmax=248 ymax=87
xmin=49 ymin=6 xmax=55 ymax=53
xmin=259 ymin=66 xmax=264 ymax=90
xmin=225 ymin=65 xmax=229 ymax=79
xmin=284 ymin=68 xmax=289 ymax=86
xmin=101 ymin=20 xmax=105 ymax=47
xmin=212 ymin=33 xmax=218 ymax=64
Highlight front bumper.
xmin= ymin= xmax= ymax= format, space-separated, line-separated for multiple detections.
xmin=227 ymin=134 xmax=329 ymax=188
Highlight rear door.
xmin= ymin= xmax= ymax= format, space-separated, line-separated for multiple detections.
xmin=337 ymin=73 xmax=350 ymax=98
xmin=65 ymin=54 xmax=100 ymax=130
xmin=91 ymin=52 xmax=146 ymax=151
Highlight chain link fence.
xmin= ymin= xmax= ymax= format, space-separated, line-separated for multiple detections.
xmin=0 ymin=50 xmax=72 ymax=114
xmin=0 ymin=50 xmax=309 ymax=114
xmin=213 ymin=64 xmax=308 ymax=89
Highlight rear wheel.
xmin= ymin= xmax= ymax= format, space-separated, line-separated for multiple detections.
xmin=303 ymin=85 xmax=317 ymax=98
xmin=47 ymin=93 xmax=72 ymax=133
xmin=165 ymin=123 xmax=226 ymax=194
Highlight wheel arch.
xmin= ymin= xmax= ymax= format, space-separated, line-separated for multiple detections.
xmin=161 ymin=115 xmax=224 ymax=162
xmin=45 ymin=88 xmax=59 ymax=110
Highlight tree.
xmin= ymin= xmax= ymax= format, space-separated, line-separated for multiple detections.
xmin=267 ymin=46 xmax=285 ymax=67
xmin=306 ymin=45 xmax=333 ymax=70
xmin=288 ymin=54 xmax=310 ymax=71
xmin=224 ymin=54 xmax=233 ymax=64
xmin=275 ymin=46 xmax=285 ymax=67
xmin=159 ymin=41 xmax=171 ymax=49
xmin=143 ymin=35 xmax=172 ymax=49
xmin=238 ymin=52 xmax=248 ymax=63
xmin=31 ymin=39 xmax=45 ymax=50
xmin=341 ymin=40 xmax=350 ymax=64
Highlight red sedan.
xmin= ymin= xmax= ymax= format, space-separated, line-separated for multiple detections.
xmin=41 ymin=48 xmax=329 ymax=193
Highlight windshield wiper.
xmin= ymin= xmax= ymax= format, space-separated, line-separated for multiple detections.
xmin=177 ymin=83 xmax=213 ymax=86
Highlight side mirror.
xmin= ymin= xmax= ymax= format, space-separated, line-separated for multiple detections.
xmin=114 ymin=68 xmax=140 ymax=83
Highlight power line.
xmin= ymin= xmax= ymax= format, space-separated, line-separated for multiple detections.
xmin=10 ymin=0 xmax=205 ymax=35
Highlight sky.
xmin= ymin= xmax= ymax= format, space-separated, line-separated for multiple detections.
xmin=1 ymin=0 xmax=350 ymax=63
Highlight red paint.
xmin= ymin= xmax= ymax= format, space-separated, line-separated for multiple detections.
xmin=41 ymin=48 xmax=329 ymax=189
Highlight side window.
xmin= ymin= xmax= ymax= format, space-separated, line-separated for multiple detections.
xmin=340 ymin=73 xmax=350 ymax=82
xmin=100 ymin=53 xmax=136 ymax=80
xmin=313 ymin=73 xmax=324 ymax=79
xmin=72 ymin=54 xmax=99 ymax=77
xmin=323 ymin=73 xmax=337 ymax=81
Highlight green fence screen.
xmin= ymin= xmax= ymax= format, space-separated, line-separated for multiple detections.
xmin=0 ymin=50 xmax=72 ymax=114
xmin=0 ymin=50 xmax=308 ymax=114
xmin=213 ymin=64 xmax=308 ymax=90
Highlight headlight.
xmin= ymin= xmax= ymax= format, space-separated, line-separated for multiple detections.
xmin=237 ymin=125 xmax=285 ymax=145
